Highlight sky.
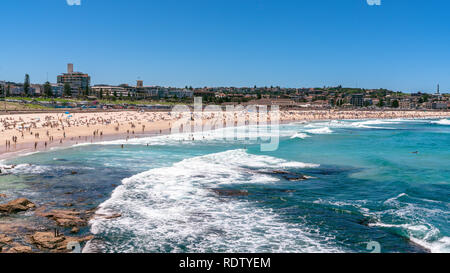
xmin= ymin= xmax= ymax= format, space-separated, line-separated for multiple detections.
xmin=0 ymin=0 xmax=449 ymax=93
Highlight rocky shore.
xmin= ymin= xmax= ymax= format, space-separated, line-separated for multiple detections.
xmin=0 ymin=195 xmax=101 ymax=253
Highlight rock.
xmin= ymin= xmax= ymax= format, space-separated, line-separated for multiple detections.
xmin=71 ymin=171 xmax=78 ymax=175
xmin=30 ymin=232 xmax=66 ymax=249
xmin=38 ymin=209 xmax=87 ymax=228
xmin=4 ymin=244 xmax=33 ymax=253
xmin=30 ymin=231 xmax=93 ymax=251
xmin=213 ymin=189 xmax=249 ymax=197
xmin=269 ymin=170 xmax=308 ymax=181
xmin=0 ymin=234 xmax=14 ymax=245
xmin=0 ymin=194 xmax=7 ymax=199
xmin=63 ymin=203 xmax=74 ymax=207
xmin=94 ymin=213 xmax=122 ymax=220
xmin=70 ymin=227 xmax=79 ymax=234
xmin=0 ymin=198 xmax=36 ymax=214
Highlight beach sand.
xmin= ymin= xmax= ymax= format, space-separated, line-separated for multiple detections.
xmin=1 ymin=109 xmax=449 ymax=160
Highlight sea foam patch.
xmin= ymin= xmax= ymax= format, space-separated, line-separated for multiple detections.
xmin=86 ymin=150 xmax=337 ymax=253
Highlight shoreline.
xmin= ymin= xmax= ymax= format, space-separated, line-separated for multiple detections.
xmin=1 ymin=109 xmax=450 ymax=162
xmin=1 ymin=110 xmax=448 ymax=253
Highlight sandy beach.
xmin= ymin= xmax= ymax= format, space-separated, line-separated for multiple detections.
xmin=1 ymin=109 xmax=450 ymax=160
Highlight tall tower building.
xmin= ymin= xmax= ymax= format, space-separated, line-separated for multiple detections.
xmin=437 ymin=84 xmax=440 ymax=95
xmin=57 ymin=63 xmax=90 ymax=97
xmin=68 ymin=63 xmax=74 ymax=74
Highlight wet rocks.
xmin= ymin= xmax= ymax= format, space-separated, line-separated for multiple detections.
xmin=29 ymin=231 xmax=93 ymax=252
xmin=213 ymin=189 xmax=249 ymax=197
xmin=0 ymin=194 xmax=6 ymax=199
xmin=0 ymin=198 xmax=36 ymax=214
xmin=270 ymin=170 xmax=308 ymax=181
xmin=0 ymin=234 xmax=14 ymax=245
xmin=70 ymin=227 xmax=79 ymax=234
xmin=38 ymin=209 xmax=88 ymax=228
xmin=3 ymin=244 xmax=33 ymax=253
xmin=94 ymin=213 xmax=122 ymax=220
xmin=0 ymin=234 xmax=33 ymax=253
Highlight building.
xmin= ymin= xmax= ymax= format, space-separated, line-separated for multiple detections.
xmin=57 ymin=63 xmax=90 ymax=97
xmin=432 ymin=102 xmax=448 ymax=110
xmin=399 ymin=99 xmax=414 ymax=109
xmin=91 ymin=85 xmax=129 ymax=98
xmin=50 ymin=84 xmax=64 ymax=97
xmin=350 ymin=94 xmax=364 ymax=107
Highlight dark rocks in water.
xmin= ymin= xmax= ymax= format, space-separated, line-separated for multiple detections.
xmin=37 ymin=209 xmax=88 ymax=228
xmin=358 ymin=218 xmax=371 ymax=226
xmin=0 ymin=234 xmax=14 ymax=245
xmin=70 ymin=227 xmax=80 ymax=234
xmin=213 ymin=189 xmax=249 ymax=197
xmin=0 ymin=198 xmax=36 ymax=214
xmin=3 ymin=244 xmax=33 ymax=253
xmin=93 ymin=213 xmax=122 ymax=220
xmin=29 ymin=231 xmax=93 ymax=252
xmin=1 ymin=234 xmax=32 ymax=253
xmin=70 ymin=171 xmax=78 ymax=175
xmin=0 ymin=194 xmax=7 ymax=199
xmin=269 ymin=170 xmax=308 ymax=181
xmin=63 ymin=203 xmax=74 ymax=207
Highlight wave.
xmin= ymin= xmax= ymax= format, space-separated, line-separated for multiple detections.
xmin=305 ymin=127 xmax=333 ymax=134
xmin=77 ymin=125 xmax=290 ymax=147
xmin=431 ymin=119 xmax=450 ymax=126
xmin=0 ymin=163 xmax=92 ymax=175
xmin=378 ymin=193 xmax=449 ymax=253
xmin=302 ymin=119 xmax=398 ymax=130
xmin=313 ymin=194 xmax=449 ymax=253
xmin=290 ymin=133 xmax=310 ymax=139
xmin=86 ymin=149 xmax=340 ymax=253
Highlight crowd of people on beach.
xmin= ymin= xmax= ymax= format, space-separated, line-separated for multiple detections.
xmin=1 ymin=109 xmax=450 ymax=156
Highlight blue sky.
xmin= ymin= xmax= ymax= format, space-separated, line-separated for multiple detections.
xmin=0 ymin=0 xmax=449 ymax=92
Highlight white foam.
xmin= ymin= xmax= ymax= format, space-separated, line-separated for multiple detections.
xmin=0 ymin=163 xmax=91 ymax=175
xmin=305 ymin=127 xmax=333 ymax=134
xmin=78 ymin=125 xmax=289 ymax=147
xmin=290 ymin=133 xmax=310 ymax=139
xmin=431 ymin=119 xmax=450 ymax=126
xmin=87 ymin=150 xmax=338 ymax=253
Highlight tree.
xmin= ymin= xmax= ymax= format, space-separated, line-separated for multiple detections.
xmin=391 ymin=99 xmax=399 ymax=108
xmin=63 ymin=83 xmax=72 ymax=97
xmin=84 ymin=85 xmax=90 ymax=97
xmin=6 ymin=85 xmax=10 ymax=97
xmin=43 ymin=81 xmax=53 ymax=97
xmin=377 ymin=98 xmax=384 ymax=107
xmin=113 ymin=91 xmax=118 ymax=97
xmin=24 ymin=74 xmax=30 ymax=96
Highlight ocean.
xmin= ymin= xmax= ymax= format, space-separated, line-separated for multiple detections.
xmin=1 ymin=118 xmax=449 ymax=253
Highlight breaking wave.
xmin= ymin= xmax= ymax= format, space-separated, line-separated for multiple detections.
xmin=86 ymin=149 xmax=341 ymax=253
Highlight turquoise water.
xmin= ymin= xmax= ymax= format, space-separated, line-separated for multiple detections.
xmin=1 ymin=118 xmax=449 ymax=253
